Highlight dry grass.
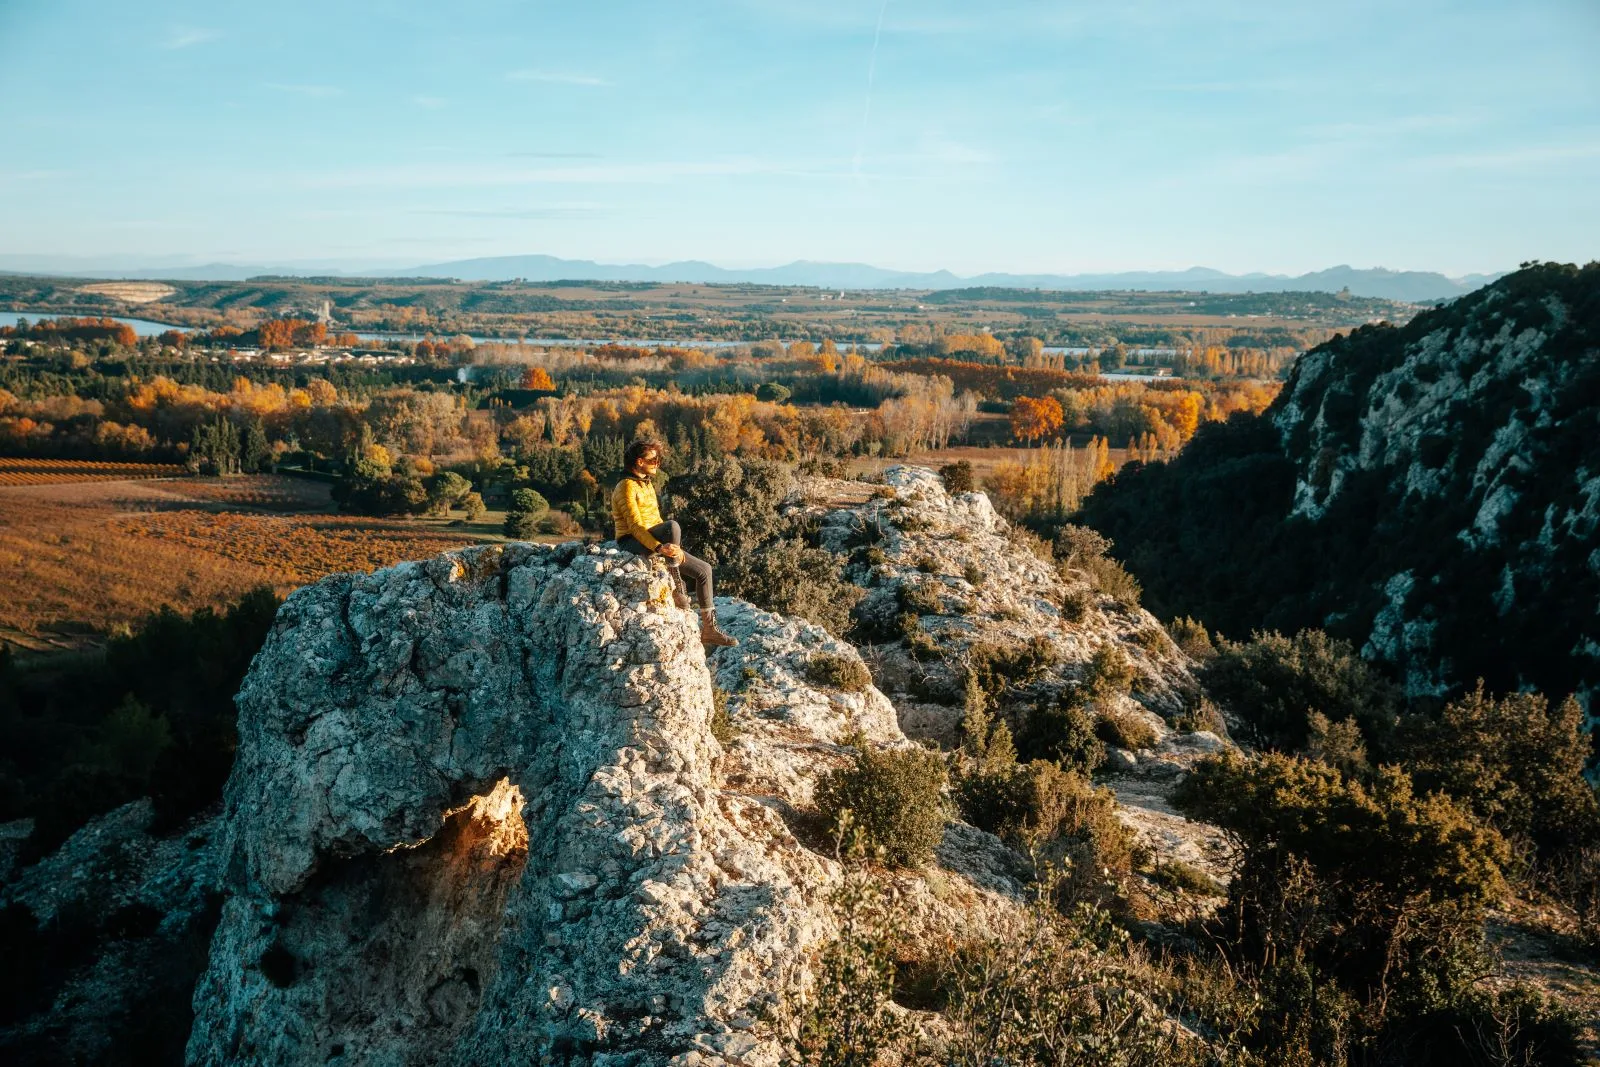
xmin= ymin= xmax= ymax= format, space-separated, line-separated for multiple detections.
xmin=0 ymin=474 xmax=502 ymax=650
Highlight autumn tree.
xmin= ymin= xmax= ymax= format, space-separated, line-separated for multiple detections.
xmin=1009 ymin=395 xmax=1065 ymax=444
xmin=521 ymin=365 xmax=556 ymax=391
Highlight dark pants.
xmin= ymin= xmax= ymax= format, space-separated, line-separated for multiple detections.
xmin=619 ymin=520 xmax=714 ymax=609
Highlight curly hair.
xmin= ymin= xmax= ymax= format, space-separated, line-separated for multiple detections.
xmin=624 ymin=438 xmax=664 ymax=472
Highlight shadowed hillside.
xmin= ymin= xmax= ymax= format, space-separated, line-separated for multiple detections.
xmin=1081 ymin=261 xmax=1600 ymax=708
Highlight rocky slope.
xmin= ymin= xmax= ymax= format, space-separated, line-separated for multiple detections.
xmin=2 ymin=469 xmax=1232 ymax=1065
xmin=1082 ymin=262 xmax=1600 ymax=708
xmin=798 ymin=466 xmax=1199 ymax=743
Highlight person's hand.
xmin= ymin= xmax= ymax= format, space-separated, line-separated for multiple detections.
xmin=658 ymin=543 xmax=684 ymax=563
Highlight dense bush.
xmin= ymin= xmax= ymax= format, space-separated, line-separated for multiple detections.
xmin=1175 ymin=752 xmax=1506 ymax=1032
xmin=1015 ymin=691 xmax=1104 ymax=772
xmin=1167 ymin=616 xmax=1216 ymax=660
xmin=663 ymin=456 xmax=870 ymax=634
xmin=663 ymin=454 xmax=792 ymax=576
xmin=502 ymin=487 xmax=550 ymax=538
xmin=938 ymin=460 xmax=976 ymax=494
xmin=1051 ymin=524 xmax=1141 ymax=607
xmin=1095 ymin=705 xmax=1159 ymax=752
xmin=805 ymin=651 xmax=873 ymax=693
xmin=1401 ymin=682 xmax=1600 ymax=868
xmin=895 ymin=580 xmax=945 ymax=616
xmin=735 ymin=539 xmax=864 ymax=636
xmin=1084 ymin=644 xmax=1134 ymax=698
xmin=1199 ymin=629 xmax=1401 ymax=754
xmin=815 ymin=740 xmax=948 ymax=869
xmin=964 ymin=636 xmax=1055 ymax=704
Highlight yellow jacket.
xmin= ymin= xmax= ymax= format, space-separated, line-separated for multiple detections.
xmin=611 ymin=474 xmax=664 ymax=549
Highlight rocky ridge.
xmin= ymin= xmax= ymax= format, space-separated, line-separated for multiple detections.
xmin=1273 ymin=264 xmax=1600 ymax=701
xmin=2 ymin=468 xmax=1233 ymax=1065
xmin=799 ymin=466 xmax=1199 ymax=744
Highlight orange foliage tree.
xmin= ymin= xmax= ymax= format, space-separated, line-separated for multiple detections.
xmin=521 ymin=366 xmax=556 ymax=390
xmin=1010 ymin=395 xmax=1065 ymax=444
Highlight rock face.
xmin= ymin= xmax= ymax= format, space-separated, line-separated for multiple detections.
xmin=1083 ymin=263 xmax=1600 ymax=710
xmin=6 ymin=468 xmax=1227 ymax=1065
xmin=187 ymin=543 xmax=819 ymax=1065
xmin=182 ymin=540 xmax=1025 ymax=1067
xmin=1272 ymin=265 xmax=1600 ymax=702
xmin=0 ymin=801 xmax=222 ymax=1063
xmin=798 ymin=466 xmax=1198 ymax=745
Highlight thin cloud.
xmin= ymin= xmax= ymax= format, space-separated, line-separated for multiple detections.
xmin=162 ymin=26 xmax=220 ymax=50
xmin=1407 ymin=139 xmax=1600 ymax=172
xmin=265 ymin=83 xmax=345 ymax=98
xmin=411 ymin=205 xmax=611 ymax=220
xmin=294 ymin=159 xmax=776 ymax=189
xmin=506 ymin=70 xmax=610 ymax=87
xmin=503 ymin=151 xmax=603 ymax=159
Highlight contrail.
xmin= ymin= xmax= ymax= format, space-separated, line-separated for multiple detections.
xmin=853 ymin=0 xmax=890 ymax=177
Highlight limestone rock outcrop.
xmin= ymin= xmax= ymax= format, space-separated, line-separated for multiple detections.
xmin=797 ymin=466 xmax=1199 ymax=746
xmin=1083 ymin=263 xmax=1600 ymax=709
xmin=182 ymin=540 xmax=1022 ymax=1067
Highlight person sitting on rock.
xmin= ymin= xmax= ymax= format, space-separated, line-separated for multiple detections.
xmin=611 ymin=439 xmax=737 ymax=649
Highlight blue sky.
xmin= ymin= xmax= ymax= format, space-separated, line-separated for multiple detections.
xmin=0 ymin=0 xmax=1596 ymax=275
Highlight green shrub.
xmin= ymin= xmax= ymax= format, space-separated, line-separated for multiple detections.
xmin=939 ymin=885 xmax=1178 ymax=1067
xmin=732 ymin=538 xmax=865 ymax=637
xmin=1096 ymin=705 xmax=1160 ymax=751
xmin=1015 ymin=691 xmax=1104 ymax=773
xmin=1130 ymin=626 xmax=1168 ymax=654
xmin=1168 ymin=616 xmax=1216 ymax=660
xmin=1174 ymin=751 xmax=1507 ymax=1015
xmin=1171 ymin=698 xmax=1228 ymax=736
xmin=939 ymin=460 xmax=976 ymax=494
xmin=664 ymin=455 xmax=793 ymax=573
xmin=1199 ymin=629 xmax=1401 ymax=754
xmin=1059 ymin=585 xmax=1092 ymax=622
xmin=1304 ymin=710 xmax=1369 ymax=777
xmin=815 ymin=741 xmax=949 ymax=869
xmin=1085 ymin=644 xmax=1134 ymax=697
xmin=806 ymin=651 xmax=872 ymax=693
xmin=503 ymin=487 xmax=550 ymax=538
xmin=956 ymin=757 xmax=1125 ymax=858
xmin=966 ymin=636 xmax=1055 ymax=703
xmin=896 ymin=581 xmax=944 ymax=616
xmin=784 ymin=871 xmax=912 ymax=1066
xmin=1052 ymin=524 xmax=1142 ymax=607
xmin=1400 ymin=682 xmax=1600 ymax=866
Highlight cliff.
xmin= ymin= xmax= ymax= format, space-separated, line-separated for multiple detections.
xmin=3 ymin=467 xmax=1223 ymax=1065
xmin=1082 ymin=262 xmax=1600 ymax=708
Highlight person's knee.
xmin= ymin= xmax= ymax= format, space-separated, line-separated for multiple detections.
xmin=662 ymin=519 xmax=681 ymax=543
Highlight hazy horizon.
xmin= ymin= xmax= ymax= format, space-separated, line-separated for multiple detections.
xmin=1 ymin=0 xmax=1596 ymax=275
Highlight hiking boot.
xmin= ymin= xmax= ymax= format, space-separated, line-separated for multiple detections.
xmin=666 ymin=566 xmax=693 ymax=610
xmin=699 ymin=608 xmax=737 ymax=648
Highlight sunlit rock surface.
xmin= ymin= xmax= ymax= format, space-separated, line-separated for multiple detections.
xmin=184 ymin=540 xmax=1025 ymax=1067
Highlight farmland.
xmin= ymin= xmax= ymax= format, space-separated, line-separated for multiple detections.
xmin=0 ymin=458 xmax=187 ymax=485
xmin=0 ymin=469 xmax=505 ymax=652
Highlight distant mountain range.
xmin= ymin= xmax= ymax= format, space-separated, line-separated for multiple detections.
xmin=0 ymin=253 xmax=1505 ymax=303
